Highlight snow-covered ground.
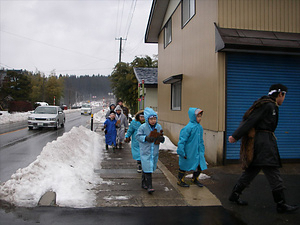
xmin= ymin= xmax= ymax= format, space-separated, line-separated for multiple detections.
xmin=0 ymin=109 xmax=181 ymax=208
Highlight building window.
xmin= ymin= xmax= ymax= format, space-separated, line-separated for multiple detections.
xmin=182 ymin=0 xmax=195 ymax=27
xmin=164 ymin=19 xmax=172 ymax=48
xmin=171 ymin=81 xmax=181 ymax=110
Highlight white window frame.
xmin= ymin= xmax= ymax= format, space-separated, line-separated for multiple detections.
xmin=182 ymin=0 xmax=195 ymax=28
xmin=164 ymin=18 xmax=172 ymax=48
xmin=171 ymin=81 xmax=181 ymax=111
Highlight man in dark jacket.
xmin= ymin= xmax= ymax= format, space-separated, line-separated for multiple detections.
xmin=228 ymin=84 xmax=298 ymax=213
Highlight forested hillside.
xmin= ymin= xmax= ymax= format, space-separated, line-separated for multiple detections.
xmin=63 ymin=75 xmax=112 ymax=106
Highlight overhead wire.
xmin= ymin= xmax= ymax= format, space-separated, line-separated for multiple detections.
xmin=123 ymin=0 xmax=137 ymax=51
xmin=1 ymin=30 xmax=117 ymax=64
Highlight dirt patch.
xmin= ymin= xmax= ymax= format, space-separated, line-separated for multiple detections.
xmin=159 ymin=150 xmax=179 ymax=178
xmin=158 ymin=150 xmax=215 ymax=186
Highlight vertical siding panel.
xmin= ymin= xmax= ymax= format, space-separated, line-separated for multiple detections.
xmin=289 ymin=0 xmax=297 ymax=32
xmin=256 ymin=0 xmax=260 ymax=29
xmin=244 ymin=0 xmax=249 ymax=29
xmin=296 ymin=0 xmax=300 ymax=32
xmin=276 ymin=0 xmax=281 ymax=31
xmin=268 ymin=0 xmax=273 ymax=30
xmin=281 ymin=0 xmax=286 ymax=31
xmin=258 ymin=1 xmax=266 ymax=30
xmin=235 ymin=0 xmax=240 ymax=28
xmin=218 ymin=0 xmax=299 ymax=32
xmin=255 ymin=0 xmax=259 ymax=29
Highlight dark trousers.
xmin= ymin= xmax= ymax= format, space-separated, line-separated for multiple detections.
xmin=237 ymin=166 xmax=285 ymax=192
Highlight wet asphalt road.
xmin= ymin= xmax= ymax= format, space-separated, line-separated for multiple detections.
xmin=0 ymin=109 xmax=98 ymax=183
xmin=0 ymin=205 xmax=245 ymax=225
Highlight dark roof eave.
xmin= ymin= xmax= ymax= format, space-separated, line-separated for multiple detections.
xmin=163 ymin=74 xmax=183 ymax=84
xmin=145 ymin=0 xmax=170 ymax=43
xmin=219 ymin=44 xmax=300 ymax=55
xmin=215 ymin=25 xmax=300 ymax=55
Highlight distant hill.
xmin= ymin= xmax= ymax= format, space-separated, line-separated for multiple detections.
xmin=63 ymin=75 xmax=112 ymax=106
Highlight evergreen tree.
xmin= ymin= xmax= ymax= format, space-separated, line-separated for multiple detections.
xmin=110 ymin=55 xmax=157 ymax=114
xmin=45 ymin=75 xmax=64 ymax=105
xmin=0 ymin=70 xmax=31 ymax=101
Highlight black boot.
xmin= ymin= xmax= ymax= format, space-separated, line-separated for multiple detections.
xmin=141 ymin=172 xmax=147 ymax=189
xmin=192 ymin=170 xmax=203 ymax=187
xmin=177 ymin=170 xmax=190 ymax=187
xmin=144 ymin=173 xmax=155 ymax=194
xmin=229 ymin=184 xmax=248 ymax=206
xmin=137 ymin=161 xmax=142 ymax=173
xmin=273 ymin=189 xmax=299 ymax=213
xmin=105 ymin=144 xmax=108 ymax=150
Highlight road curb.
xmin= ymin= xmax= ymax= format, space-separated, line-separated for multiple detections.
xmin=157 ymin=160 xmax=222 ymax=206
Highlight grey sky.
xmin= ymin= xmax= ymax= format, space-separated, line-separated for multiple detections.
xmin=0 ymin=0 xmax=157 ymax=76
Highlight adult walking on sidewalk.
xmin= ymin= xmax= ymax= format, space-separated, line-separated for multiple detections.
xmin=228 ymin=84 xmax=298 ymax=213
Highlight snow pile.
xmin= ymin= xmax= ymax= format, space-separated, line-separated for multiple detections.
xmin=93 ymin=109 xmax=106 ymax=124
xmin=0 ymin=111 xmax=32 ymax=124
xmin=0 ymin=126 xmax=103 ymax=208
xmin=185 ymin=173 xmax=211 ymax=180
xmin=159 ymin=135 xmax=177 ymax=153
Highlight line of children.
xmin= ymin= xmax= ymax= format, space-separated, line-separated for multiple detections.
xmin=103 ymin=105 xmax=207 ymax=194
xmin=136 ymin=107 xmax=165 ymax=194
xmin=124 ymin=110 xmax=145 ymax=173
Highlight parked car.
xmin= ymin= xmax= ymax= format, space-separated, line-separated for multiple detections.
xmin=28 ymin=106 xmax=65 ymax=130
xmin=81 ymin=103 xmax=92 ymax=115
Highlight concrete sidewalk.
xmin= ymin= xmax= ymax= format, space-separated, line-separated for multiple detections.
xmin=93 ymin=133 xmax=221 ymax=207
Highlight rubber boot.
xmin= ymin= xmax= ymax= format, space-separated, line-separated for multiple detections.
xmin=141 ymin=172 xmax=147 ymax=189
xmin=144 ymin=173 xmax=155 ymax=194
xmin=177 ymin=170 xmax=189 ymax=187
xmin=229 ymin=184 xmax=248 ymax=205
xmin=192 ymin=170 xmax=203 ymax=187
xmin=137 ymin=161 xmax=142 ymax=173
xmin=105 ymin=144 xmax=108 ymax=150
xmin=272 ymin=189 xmax=299 ymax=213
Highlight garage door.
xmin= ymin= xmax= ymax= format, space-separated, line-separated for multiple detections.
xmin=226 ymin=52 xmax=300 ymax=160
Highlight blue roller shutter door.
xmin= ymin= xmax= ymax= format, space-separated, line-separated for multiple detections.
xmin=226 ymin=53 xmax=300 ymax=160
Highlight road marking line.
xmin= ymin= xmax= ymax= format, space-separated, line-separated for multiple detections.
xmin=0 ymin=127 xmax=27 ymax=135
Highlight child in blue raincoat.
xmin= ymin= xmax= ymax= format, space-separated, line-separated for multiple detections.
xmin=136 ymin=107 xmax=164 ymax=194
xmin=125 ymin=110 xmax=145 ymax=173
xmin=177 ymin=107 xmax=207 ymax=188
xmin=103 ymin=111 xmax=117 ymax=149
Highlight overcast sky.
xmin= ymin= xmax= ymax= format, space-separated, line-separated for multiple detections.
xmin=0 ymin=0 xmax=157 ymax=76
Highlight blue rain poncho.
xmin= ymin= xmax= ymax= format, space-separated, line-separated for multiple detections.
xmin=177 ymin=107 xmax=207 ymax=171
xmin=125 ymin=119 xmax=142 ymax=161
xmin=136 ymin=107 xmax=164 ymax=173
xmin=104 ymin=118 xmax=117 ymax=145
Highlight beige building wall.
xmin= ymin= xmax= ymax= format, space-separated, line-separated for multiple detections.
xmin=218 ymin=0 xmax=300 ymax=32
xmin=158 ymin=0 xmax=224 ymax=164
xmin=156 ymin=0 xmax=299 ymax=165
xmin=145 ymin=88 xmax=158 ymax=111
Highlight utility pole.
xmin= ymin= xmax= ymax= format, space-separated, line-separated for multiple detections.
xmin=115 ymin=37 xmax=127 ymax=63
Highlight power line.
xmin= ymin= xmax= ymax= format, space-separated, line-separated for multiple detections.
xmin=1 ymin=30 xmax=113 ymax=63
xmin=123 ymin=0 xmax=137 ymax=50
